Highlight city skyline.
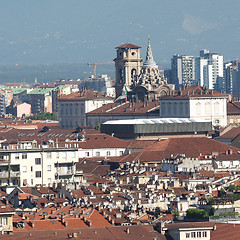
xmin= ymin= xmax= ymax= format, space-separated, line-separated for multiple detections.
xmin=0 ymin=0 xmax=240 ymax=65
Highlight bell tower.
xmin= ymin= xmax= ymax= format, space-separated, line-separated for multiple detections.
xmin=114 ymin=43 xmax=142 ymax=98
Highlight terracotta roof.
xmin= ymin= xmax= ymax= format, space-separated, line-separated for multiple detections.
xmin=109 ymin=137 xmax=240 ymax=165
xmin=216 ymin=127 xmax=240 ymax=140
xmin=115 ymin=43 xmax=141 ymax=49
xmin=166 ymin=221 xmax=215 ymax=229
xmin=145 ymin=137 xmax=240 ymax=158
xmin=211 ymin=223 xmax=240 ymax=240
xmin=227 ymin=102 xmax=240 ymax=115
xmin=87 ymin=101 xmax=159 ymax=115
xmin=58 ymin=89 xmax=113 ymax=100
xmin=159 ymin=85 xmax=228 ymax=99
xmin=5 ymin=224 xmax=163 ymax=240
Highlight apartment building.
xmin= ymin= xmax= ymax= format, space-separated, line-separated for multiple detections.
xmin=171 ymin=55 xmax=195 ymax=89
xmin=0 ymin=147 xmax=79 ymax=187
xmin=195 ymin=49 xmax=224 ymax=91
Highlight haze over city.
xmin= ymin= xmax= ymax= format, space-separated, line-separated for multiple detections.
xmin=1 ymin=0 xmax=240 ymax=65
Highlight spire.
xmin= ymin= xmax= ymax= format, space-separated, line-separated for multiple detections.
xmin=143 ymin=37 xmax=157 ymax=67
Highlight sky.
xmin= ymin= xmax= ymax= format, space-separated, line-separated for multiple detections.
xmin=0 ymin=0 xmax=240 ymax=66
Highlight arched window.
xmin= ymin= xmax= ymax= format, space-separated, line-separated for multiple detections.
xmin=196 ymin=102 xmax=201 ymax=115
xmin=214 ymin=102 xmax=220 ymax=114
xmin=205 ymin=102 xmax=211 ymax=114
xmin=131 ymin=68 xmax=137 ymax=82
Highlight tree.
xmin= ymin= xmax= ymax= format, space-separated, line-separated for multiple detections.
xmin=26 ymin=112 xmax=58 ymax=121
xmin=186 ymin=209 xmax=209 ymax=219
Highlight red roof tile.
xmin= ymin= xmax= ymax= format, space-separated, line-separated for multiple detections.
xmin=160 ymin=85 xmax=228 ymax=99
xmin=115 ymin=43 xmax=141 ymax=49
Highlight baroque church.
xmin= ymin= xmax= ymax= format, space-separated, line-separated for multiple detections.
xmin=114 ymin=38 xmax=174 ymax=102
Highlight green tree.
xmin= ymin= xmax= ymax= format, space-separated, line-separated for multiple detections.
xmin=26 ymin=112 xmax=58 ymax=121
xmin=186 ymin=209 xmax=209 ymax=219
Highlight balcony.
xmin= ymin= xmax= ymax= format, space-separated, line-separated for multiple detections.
xmin=56 ymin=170 xmax=74 ymax=176
xmin=0 ymin=171 xmax=20 ymax=178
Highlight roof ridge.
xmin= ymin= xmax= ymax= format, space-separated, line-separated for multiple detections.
xmin=106 ymin=102 xmax=128 ymax=113
xmin=231 ymin=101 xmax=240 ymax=110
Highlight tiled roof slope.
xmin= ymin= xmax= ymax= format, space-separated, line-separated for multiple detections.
xmin=87 ymin=101 xmax=159 ymax=115
xmin=3 ymin=225 xmax=163 ymax=240
xmin=58 ymin=89 xmax=113 ymax=100
xmin=110 ymin=137 xmax=240 ymax=163
xmin=211 ymin=223 xmax=240 ymax=240
xmin=115 ymin=43 xmax=141 ymax=49
xmin=227 ymin=102 xmax=240 ymax=115
xmin=216 ymin=127 xmax=240 ymax=140
xmin=159 ymin=85 xmax=228 ymax=99
xmin=146 ymin=137 xmax=240 ymax=158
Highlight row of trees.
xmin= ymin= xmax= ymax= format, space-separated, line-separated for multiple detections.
xmin=26 ymin=112 xmax=58 ymax=121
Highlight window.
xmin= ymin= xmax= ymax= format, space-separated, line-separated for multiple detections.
xmin=191 ymin=232 xmax=196 ymax=238
xmin=22 ymin=153 xmax=27 ymax=159
xmin=35 ymin=158 xmax=41 ymax=165
xmin=186 ymin=232 xmax=190 ymax=238
xmin=35 ymin=171 xmax=41 ymax=178
xmin=85 ymin=152 xmax=90 ymax=157
xmin=31 ymin=166 xmax=33 ymax=172
xmin=96 ymin=152 xmax=100 ymax=157
xmin=1 ymin=217 xmax=7 ymax=226
xmin=15 ymin=154 xmax=19 ymax=159
xmin=197 ymin=232 xmax=201 ymax=237
xmin=47 ymin=152 xmax=51 ymax=159
xmin=47 ymin=165 xmax=51 ymax=171
xmin=107 ymin=151 xmax=111 ymax=156
xmin=23 ymin=166 xmax=27 ymax=173
xmin=120 ymin=151 xmax=124 ymax=155
xmin=31 ymin=179 xmax=33 ymax=185
xmin=203 ymin=232 xmax=207 ymax=237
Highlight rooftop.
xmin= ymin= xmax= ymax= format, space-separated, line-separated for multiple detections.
xmin=115 ymin=43 xmax=141 ymax=49
xmin=58 ymin=89 xmax=113 ymax=101
xmin=159 ymin=85 xmax=228 ymax=99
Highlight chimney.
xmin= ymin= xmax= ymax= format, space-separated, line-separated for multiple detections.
xmin=64 ymin=221 xmax=68 ymax=227
xmin=30 ymin=221 xmax=35 ymax=228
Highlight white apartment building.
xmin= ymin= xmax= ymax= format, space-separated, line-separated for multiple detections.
xmin=159 ymin=85 xmax=228 ymax=128
xmin=195 ymin=50 xmax=223 ymax=91
xmin=0 ymin=147 xmax=79 ymax=187
xmin=171 ymin=55 xmax=195 ymax=89
xmin=58 ymin=89 xmax=113 ymax=128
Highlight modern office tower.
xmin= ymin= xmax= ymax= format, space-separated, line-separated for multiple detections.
xmin=195 ymin=50 xmax=223 ymax=91
xmin=171 ymin=55 xmax=195 ymax=89
xmin=224 ymin=61 xmax=239 ymax=97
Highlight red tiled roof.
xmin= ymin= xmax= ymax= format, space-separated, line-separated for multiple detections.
xmin=115 ymin=43 xmax=141 ymax=49
xmin=87 ymin=101 xmax=159 ymax=115
xmin=216 ymin=127 xmax=240 ymax=139
xmin=211 ymin=223 xmax=240 ymax=240
xmin=58 ymin=89 xmax=113 ymax=100
xmin=166 ymin=221 xmax=215 ymax=229
xmin=227 ymin=102 xmax=240 ymax=115
xmin=159 ymin=85 xmax=228 ymax=99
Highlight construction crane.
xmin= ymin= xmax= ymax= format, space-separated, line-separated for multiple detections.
xmin=87 ymin=62 xmax=114 ymax=76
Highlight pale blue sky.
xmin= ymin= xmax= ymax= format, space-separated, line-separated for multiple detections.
xmin=0 ymin=0 xmax=240 ymax=65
